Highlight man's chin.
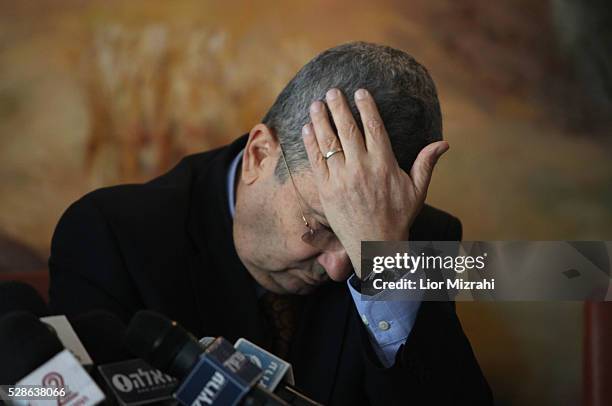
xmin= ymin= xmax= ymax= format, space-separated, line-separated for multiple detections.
xmin=274 ymin=279 xmax=319 ymax=295
xmin=272 ymin=275 xmax=322 ymax=295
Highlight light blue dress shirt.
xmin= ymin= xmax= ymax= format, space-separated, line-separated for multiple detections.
xmin=227 ymin=149 xmax=420 ymax=368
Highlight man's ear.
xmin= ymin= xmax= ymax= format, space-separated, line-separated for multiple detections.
xmin=241 ymin=123 xmax=279 ymax=185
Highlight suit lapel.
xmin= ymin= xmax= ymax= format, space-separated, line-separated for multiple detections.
xmin=290 ymin=282 xmax=352 ymax=404
xmin=186 ymin=135 xmax=269 ymax=346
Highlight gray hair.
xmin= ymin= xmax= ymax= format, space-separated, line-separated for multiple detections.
xmin=262 ymin=41 xmax=443 ymax=181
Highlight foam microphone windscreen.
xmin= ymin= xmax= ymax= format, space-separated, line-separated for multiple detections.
xmin=70 ymin=310 xmax=133 ymax=365
xmin=124 ymin=310 xmax=202 ymax=379
xmin=0 ymin=281 xmax=49 ymax=317
xmin=0 ymin=311 xmax=64 ymax=384
xmin=124 ymin=310 xmax=175 ymax=364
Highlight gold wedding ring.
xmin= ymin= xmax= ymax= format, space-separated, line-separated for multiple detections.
xmin=324 ymin=148 xmax=344 ymax=160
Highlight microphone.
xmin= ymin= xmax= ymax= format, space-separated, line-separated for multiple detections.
xmin=0 ymin=281 xmax=97 ymax=369
xmin=0 ymin=281 xmax=49 ymax=317
xmin=70 ymin=310 xmax=133 ymax=365
xmin=234 ymin=339 xmax=322 ymax=406
xmin=0 ymin=311 xmax=105 ymax=405
xmin=199 ymin=337 xmax=321 ymax=405
xmin=97 ymin=358 xmax=179 ymax=406
xmin=0 ymin=311 xmax=63 ymax=384
xmin=125 ymin=310 xmax=288 ymax=405
xmin=71 ymin=310 xmax=179 ymax=405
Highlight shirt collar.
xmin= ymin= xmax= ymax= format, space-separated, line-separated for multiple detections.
xmin=227 ymin=149 xmax=244 ymax=218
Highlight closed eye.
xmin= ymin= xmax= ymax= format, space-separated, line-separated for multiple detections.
xmin=321 ymin=223 xmax=333 ymax=232
xmin=312 ymin=217 xmax=332 ymax=231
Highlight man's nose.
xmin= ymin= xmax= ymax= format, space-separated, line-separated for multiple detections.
xmin=317 ymin=250 xmax=353 ymax=281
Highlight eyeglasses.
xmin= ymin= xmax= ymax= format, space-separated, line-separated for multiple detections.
xmin=278 ymin=144 xmax=343 ymax=252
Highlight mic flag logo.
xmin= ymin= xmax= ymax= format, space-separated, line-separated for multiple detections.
xmin=42 ymin=372 xmax=77 ymax=405
xmin=234 ymin=338 xmax=295 ymax=390
xmin=98 ymin=358 xmax=178 ymax=405
xmin=174 ymin=338 xmax=263 ymax=406
xmin=246 ymin=355 xmax=262 ymax=369
xmin=16 ymin=350 xmax=105 ymax=406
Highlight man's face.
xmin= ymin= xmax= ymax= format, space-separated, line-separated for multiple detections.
xmin=233 ymin=125 xmax=353 ymax=295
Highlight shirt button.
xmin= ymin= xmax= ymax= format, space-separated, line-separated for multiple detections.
xmin=378 ymin=320 xmax=390 ymax=331
xmin=361 ymin=314 xmax=369 ymax=326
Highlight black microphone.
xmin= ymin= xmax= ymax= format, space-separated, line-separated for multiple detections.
xmin=125 ymin=310 xmax=289 ymax=405
xmin=0 ymin=281 xmax=95 ymax=368
xmin=123 ymin=310 xmax=203 ymax=379
xmin=71 ymin=310 xmax=179 ymax=405
xmin=70 ymin=310 xmax=133 ymax=365
xmin=0 ymin=280 xmax=49 ymax=317
xmin=0 ymin=311 xmax=106 ymax=405
xmin=0 ymin=311 xmax=62 ymax=384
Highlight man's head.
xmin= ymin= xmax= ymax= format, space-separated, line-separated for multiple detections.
xmin=233 ymin=41 xmax=442 ymax=294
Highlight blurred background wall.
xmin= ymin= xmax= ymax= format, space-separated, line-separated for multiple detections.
xmin=0 ymin=1 xmax=610 ymax=405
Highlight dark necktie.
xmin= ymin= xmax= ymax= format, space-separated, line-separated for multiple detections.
xmin=259 ymin=291 xmax=303 ymax=359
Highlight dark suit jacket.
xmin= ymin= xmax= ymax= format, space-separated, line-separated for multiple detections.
xmin=49 ymin=135 xmax=493 ymax=405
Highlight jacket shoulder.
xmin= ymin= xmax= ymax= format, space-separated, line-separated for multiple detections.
xmin=79 ymin=149 xmax=218 ymax=225
xmin=52 ymin=150 xmax=219 ymax=275
xmin=410 ymin=204 xmax=462 ymax=241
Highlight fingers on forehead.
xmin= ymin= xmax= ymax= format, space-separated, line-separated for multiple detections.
xmin=325 ymin=89 xmax=365 ymax=157
xmin=309 ymin=100 xmax=345 ymax=168
xmin=354 ymin=89 xmax=392 ymax=153
xmin=302 ymin=123 xmax=329 ymax=180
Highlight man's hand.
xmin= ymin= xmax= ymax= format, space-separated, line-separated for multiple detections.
xmin=302 ymin=88 xmax=449 ymax=279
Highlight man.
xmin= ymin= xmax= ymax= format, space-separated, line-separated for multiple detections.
xmin=49 ymin=42 xmax=492 ymax=405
